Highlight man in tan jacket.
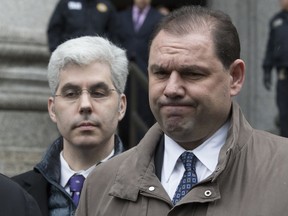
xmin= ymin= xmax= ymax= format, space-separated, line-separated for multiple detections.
xmin=76 ymin=6 xmax=288 ymax=216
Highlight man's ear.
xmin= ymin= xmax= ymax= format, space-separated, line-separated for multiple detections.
xmin=229 ymin=59 xmax=245 ymax=96
xmin=118 ymin=94 xmax=127 ymax=121
xmin=48 ymin=97 xmax=57 ymax=123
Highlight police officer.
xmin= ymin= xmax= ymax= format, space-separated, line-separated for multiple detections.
xmin=47 ymin=0 xmax=117 ymax=52
xmin=263 ymin=0 xmax=288 ymax=137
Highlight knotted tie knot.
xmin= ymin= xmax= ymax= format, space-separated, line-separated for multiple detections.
xmin=69 ymin=174 xmax=85 ymax=206
xmin=180 ymin=151 xmax=197 ymax=172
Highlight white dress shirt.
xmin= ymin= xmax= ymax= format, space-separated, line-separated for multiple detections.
xmin=161 ymin=122 xmax=230 ymax=199
xmin=60 ymin=149 xmax=114 ymax=194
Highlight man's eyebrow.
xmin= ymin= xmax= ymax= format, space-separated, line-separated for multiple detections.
xmin=90 ymin=82 xmax=110 ymax=90
xmin=60 ymin=82 xmax=111 ymax=91
xmin=178 ymin=65 xmax=209 ymax=73
xmin=149 ymin=64 xmax=209 ymax=73
xmin=60 ymin=83 xmax=80 ymax=91
xmin=149 ymin=64 xmax=164 ymax=72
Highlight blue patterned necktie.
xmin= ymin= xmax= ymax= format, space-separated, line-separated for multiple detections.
xmin=69 ymin=174 xmax=85 ymax=206
xmin=172 ymin=151 xmax=198 ymax=205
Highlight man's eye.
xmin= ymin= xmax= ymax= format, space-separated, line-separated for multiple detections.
xmin=90 ymin=90 xmax=107 ymax=98
xmin=63 ymin=91 xmax=79 ymax=98
xmin=184 ymin=72 xmax=205 ymax=80
xmin=154 ymin=70 xmax=169 ymax=79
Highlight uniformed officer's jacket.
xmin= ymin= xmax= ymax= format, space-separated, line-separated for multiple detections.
xmin=77 ymin=101 xmax=288 ymax=216
xmin=47 ymin=0 xmax=117 ymax=52
xmin=263 ymin=10 xmax=288 ymax=71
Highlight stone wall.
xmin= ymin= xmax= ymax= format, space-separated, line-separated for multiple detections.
xmin=0 ymin=0 xmax=59 ymax=176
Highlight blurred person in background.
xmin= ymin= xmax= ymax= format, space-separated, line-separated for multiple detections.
xmin=263 ymin=0 xmax=288 ymax=137
xmin=47 ymin=0 xmax=117 ymax=52
xmin=116 ymin=0 xmax=164 ymax=146
xmin=116 ymin=0 xmax=163 ymax=73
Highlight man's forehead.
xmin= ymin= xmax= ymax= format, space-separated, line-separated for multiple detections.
xmin=152 ymin=30 xmax=211 ymax=45
xmin=59 ymin=64 xmax=112 ymax=85
xmin=150 ymin=32 xmax=213 ymax=58
xmin=150 ymin=30 xmax=215 ymax=57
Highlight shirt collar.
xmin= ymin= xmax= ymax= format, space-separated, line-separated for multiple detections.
xmin=193 ymin=121 xmax=229 ymax=172
xmin=163 ymin=121 xmax=229 ymax=182
xmin=60 ymin=149 xmax=115 ymax=187
xmin=162 ymin=135 xmax=184 ymax=183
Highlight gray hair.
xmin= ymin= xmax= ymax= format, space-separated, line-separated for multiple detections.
xmin=47 ymin=36 xmax=129 ymax=95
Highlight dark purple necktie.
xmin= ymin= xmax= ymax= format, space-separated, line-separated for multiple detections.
xmin=69 ymin=174 xmax=85 ymax=206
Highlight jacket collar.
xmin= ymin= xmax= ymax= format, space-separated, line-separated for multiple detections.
xmin=109 ymin=101 xmax=254 ymax=204
xmin=109 ymin=124 xmax=171 ymax=202
xmin=113 ymin=135 xmax=126 ymax=157
xmin=35 ymin=137 xmax=63 ymax=182
xmin=35 ymin=135 xmax=125 ymax=182
xmin=210 ymin=101 xmax=253 ymax=182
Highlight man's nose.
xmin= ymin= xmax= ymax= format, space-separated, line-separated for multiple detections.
xmin=78 ymin=91 xmax=93 ymax=114
xmin=163 ymin=71 xmax=185 ymax=98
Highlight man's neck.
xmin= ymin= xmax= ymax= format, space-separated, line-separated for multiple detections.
xmin=134 ymin=4 xmax=149 ymax=11
xmin=62 ymin=141 xmax=114 ymax=171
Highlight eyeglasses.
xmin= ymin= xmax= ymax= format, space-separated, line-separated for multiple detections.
xmin=54 ymin=88 xmax=117 ymax=102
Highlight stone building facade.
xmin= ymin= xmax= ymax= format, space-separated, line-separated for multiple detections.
xmin=0 ymin=0 xmax=59 ymax=176
xmin=0 ymin=0 xmax=280 ymax=176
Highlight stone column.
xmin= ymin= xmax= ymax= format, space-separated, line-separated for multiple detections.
xmin=0 ymin=0 xmax=59 ymax=176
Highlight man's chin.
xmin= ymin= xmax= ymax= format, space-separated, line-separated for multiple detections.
xmin=72 ymin=138 xmax=101 ymax=149
xmin=164 ymin=125 xmax=184 ymax=139
xmin=164 ymin=122 xmax=196 ymax=140
xmin=163 ymin=120 xmax=184 ymax=133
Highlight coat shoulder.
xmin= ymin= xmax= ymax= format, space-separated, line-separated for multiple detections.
xmin=86 ymin=147 xmax=137 ymax=183
xmin=12 ymin=169 xmax=45 ymax=187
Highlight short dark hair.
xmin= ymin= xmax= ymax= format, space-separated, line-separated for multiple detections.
xmin=150 ymin=6 xmax=240 ymax=69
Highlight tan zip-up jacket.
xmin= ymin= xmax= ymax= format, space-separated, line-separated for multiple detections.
xmin=77 ymin=101 xmax=288 ymax=216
